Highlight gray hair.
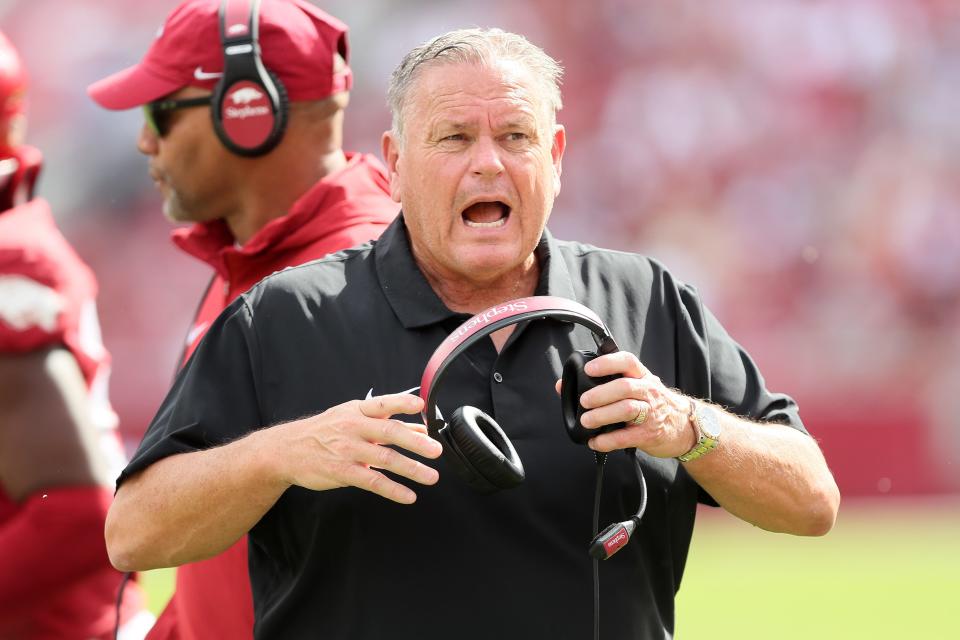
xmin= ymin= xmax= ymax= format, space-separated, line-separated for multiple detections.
xmin=387 ymin=27 xmax=564 ymax=140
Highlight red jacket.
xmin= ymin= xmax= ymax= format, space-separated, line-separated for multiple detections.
xmin=147 ymin=152 xmax=398 ymax=640
xmin=0 ymin=154 xmax=147 ymax=638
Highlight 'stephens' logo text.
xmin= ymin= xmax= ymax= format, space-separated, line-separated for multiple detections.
xmin=444 ymin=300 xmax=529 ymax=346
xmin=225 ymin=87 xmax=269 ymax=120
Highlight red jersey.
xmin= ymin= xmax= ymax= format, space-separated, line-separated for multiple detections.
xmin=148 ymin=152 xmax=398 ymax=639
xmin=0 ymin=176 xmax=148 ymax=638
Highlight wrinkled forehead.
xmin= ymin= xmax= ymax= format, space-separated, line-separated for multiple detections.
xmin=407 ymin=59 xmax=552 ymax=129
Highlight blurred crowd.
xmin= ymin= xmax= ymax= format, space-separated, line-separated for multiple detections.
xmin=2 ymin=0 xmax=957 ymax=497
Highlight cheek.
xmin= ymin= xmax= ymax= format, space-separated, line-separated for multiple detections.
xmin=416 ymin=159 xmax=460 ymax=203
xmin=511 ymin=162 xmax=548 ymax=200
xmin=396 ymin=156 xmax=430 ymax=201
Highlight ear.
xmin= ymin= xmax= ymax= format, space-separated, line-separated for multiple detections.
xmin=551 ymin=124 xmax=565 ymax=198
xmin=381 ymin=130 xmax=403 ymax=204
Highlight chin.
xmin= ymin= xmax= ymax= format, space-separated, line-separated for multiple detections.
xmin=163 ymin=197 xmax=199 ymax=224
xmin=454 ymin=247 xmax=526 ymax=281
xmin=163 ymin=210 xmax=190 ymax=224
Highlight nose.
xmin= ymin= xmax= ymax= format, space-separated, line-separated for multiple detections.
xmin=137 ymin=122 xmax=158 ymax=156
xmin=470 ymin=136 xmax=504 ymax=178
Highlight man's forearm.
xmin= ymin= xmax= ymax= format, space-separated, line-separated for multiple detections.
xmin=683 ymin=412 xmax=840 ymax=536
xmin=106 ymin=393 xmax=442 ymax=571
xmin=105 ymin=427 xmax=288 ymax=571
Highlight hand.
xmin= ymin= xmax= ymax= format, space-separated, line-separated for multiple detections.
xmin=555 ymin=352 xmax=695 ymax=458
xmin=269 ymin=393 xmax=442 ymax=504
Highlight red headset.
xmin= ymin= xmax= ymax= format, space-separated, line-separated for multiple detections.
xmin=212 ymin=0 xmax=288 ymax=156
xmin=419 ymin=295 xmax=647 ymax=560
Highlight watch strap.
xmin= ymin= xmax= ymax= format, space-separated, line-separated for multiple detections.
xmin=677 ymin=399 xmax=719 ymax=463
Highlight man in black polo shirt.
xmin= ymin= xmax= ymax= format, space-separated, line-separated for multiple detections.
xmin=105 ymin=27 xmax=840 ymax=639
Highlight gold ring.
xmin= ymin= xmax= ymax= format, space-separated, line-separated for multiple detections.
xmin=630 ymin=406 xmax=647 ymax=425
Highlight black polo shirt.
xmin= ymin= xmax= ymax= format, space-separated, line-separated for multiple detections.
xmin=123 ymin=215 xmax=806 ymax=639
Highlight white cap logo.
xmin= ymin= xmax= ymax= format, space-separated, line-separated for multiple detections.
xmin=230 ymin=87 xmax=264 ymax=105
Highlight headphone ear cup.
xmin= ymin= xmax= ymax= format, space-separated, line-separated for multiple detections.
xmin=211 ymin=70 xmax=288 ymax=156
xmin=444 ymin=406 xmax=524 ymax=493
xmin=263 ymin=69 xmax=289 ymax=145
xmin=562 ymin=350 xmax=624 ymax=445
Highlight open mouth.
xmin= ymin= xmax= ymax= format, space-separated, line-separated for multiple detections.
xmin=461 ymin=201 xmax=511 ymax=229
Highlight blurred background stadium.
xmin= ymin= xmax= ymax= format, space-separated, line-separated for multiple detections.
xmin=2 ymin=0 xmax=957 ymax=636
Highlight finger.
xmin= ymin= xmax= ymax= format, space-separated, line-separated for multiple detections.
xmin=588 ymin=405 xmax=670 ymax=453
xmin=358 ymin=393 xmax=425 ymax=419
xmin=356 ymin=416 xmax=443 ymax=460
xmin=392 ymin=419 xmax=429 ymax=436
xmin=579 ymin=376 xmax=653 ymax=410
xmin=339 ymin=464 xmax=420 ymax=504
xmin=555 ymin=378 xmax=562 ymax=395
xmin=350 ymin=440 xmax=440 ymax=486
xmin=584 ymin=351 xmax=649 ymax=379
xmin=367 ymin=420 xmax=431 ymax=444
xmin=580 ymin=399 xmax=650 ymax=430
xmin=589 ymin=430 xmax=633 ymax=453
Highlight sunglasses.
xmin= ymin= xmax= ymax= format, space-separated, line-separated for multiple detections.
xmin=143 ymin=96 xmax=211 ymax=137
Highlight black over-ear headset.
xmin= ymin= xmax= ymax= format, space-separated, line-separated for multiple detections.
xmin=212 ymin=0 xmax=288 ymax=156
xmin=419 ymin=295 xmax=648 ymax=560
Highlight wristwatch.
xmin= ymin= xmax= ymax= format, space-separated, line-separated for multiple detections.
xmin=677 ymin=400 xmax=721 ymax=463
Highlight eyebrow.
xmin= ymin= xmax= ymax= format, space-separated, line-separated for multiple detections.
xmin=432 ymin=117 xmax=536 ymax=134
xmin=499 ymin=118 xmax=536 ymax=130
xmin=433 ymin=120 xmax=471 ymax=131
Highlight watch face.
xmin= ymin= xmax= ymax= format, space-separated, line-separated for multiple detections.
xmin=697 ymin=406 xmax=722 ymax=439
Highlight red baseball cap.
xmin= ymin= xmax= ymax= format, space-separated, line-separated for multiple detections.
xmin=88 ymin=0 xmax=352 ymax=110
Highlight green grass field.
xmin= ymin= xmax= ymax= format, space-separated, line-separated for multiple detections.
xmin=676 ymin=499 xmax=959 ymax=639
xmin=140 ymin=498 xmax=959 ymax=639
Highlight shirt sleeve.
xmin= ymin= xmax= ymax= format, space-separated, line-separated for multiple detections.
xmin=0 ymin=272 xmax=66 ymax=353
xmin=673 ymin=282 xmax=805 ymax=433
xmin=670 ymin=280 xmax=806 ymax=506
xmin=117 ymin=296 xmax=264 ymax=488
xmin=0 ymin=237 xmax=105 ymax=386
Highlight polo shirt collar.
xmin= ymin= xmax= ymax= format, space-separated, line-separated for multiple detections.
xmin=374 ymin=214 xmax=578 ymax=329
xmin=534 ymin=223 xmax=577 ymax=301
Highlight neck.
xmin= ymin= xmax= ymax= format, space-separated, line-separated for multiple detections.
xmin=223 ymin=147 xmax=347 ymax=245
xmin=420 ymin=255 xmax=541 ymax=315
xmin=425 ymin=257 xmax=540 ymax=354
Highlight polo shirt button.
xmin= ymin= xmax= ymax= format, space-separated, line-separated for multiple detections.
xmin=493 ymin=372 xmax=504 ymax=383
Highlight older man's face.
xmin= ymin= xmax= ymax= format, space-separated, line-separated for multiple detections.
xmin=383 ymin=59 xmax=565 ymax=288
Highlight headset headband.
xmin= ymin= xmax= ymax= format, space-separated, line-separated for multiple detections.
xmin=221 ymin=0 xmax=257 ymax=48
xmin=420 ymin=296 xmax=620 ymax=433
xmin=215 ymin=0 xmax=287 ymax=156
xmin=417 ymin=295 xmax=647 ymax=566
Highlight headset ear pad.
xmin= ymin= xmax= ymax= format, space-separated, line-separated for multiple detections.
xmin=562 ymin=350 xmax=625 ymax=445
xmin=444 ymin=406 xmax=525 ymax=493
xmin=212 ymin=70 xmax=289 ymax=157
xmin=263 ymin=70 xmax=289 ymax=142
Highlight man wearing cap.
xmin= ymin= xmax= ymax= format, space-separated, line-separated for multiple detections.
xmin=88 ymin=0 xmax=397 ymax=637
xmin=0 ymin=30 xmax=153 ymax=639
